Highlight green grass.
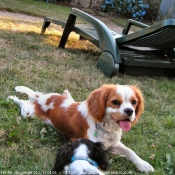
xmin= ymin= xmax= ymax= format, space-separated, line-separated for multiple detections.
xmin=0 ymin=0 xmax=71 ymax=20
xmin=0 ymin=0 xmax=175 ymax=174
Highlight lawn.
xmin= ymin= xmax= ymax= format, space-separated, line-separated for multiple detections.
xmin=0 ymin=0 xmax=175 ymax=175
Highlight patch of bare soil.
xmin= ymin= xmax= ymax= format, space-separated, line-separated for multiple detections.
xmin=0 ymin=10 xmax=43 ymax=21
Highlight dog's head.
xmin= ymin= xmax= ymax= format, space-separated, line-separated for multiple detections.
xmin=87 ymin=84 xmax=144 ymax=131
xmin=52 ymin=139 xmax=109 ymax=174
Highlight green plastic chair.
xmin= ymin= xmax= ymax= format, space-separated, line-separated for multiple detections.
xmin=41 ymin=8 xmax=175 ymax=77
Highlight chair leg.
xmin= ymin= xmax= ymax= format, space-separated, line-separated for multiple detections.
xmin=97 ymin=52 xmax=119 ymax=77
xmin=41 ymin=21 xmax=51 ymax=34
xmin=58 ymin=14 xmax=76 ymax=48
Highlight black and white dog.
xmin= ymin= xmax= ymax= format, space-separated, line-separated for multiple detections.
xmin=52 ymin=139 xmax=109 ymax=175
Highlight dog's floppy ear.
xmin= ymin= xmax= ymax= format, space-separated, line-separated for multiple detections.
xmin=90 ymin=142 xmax=109 ymax=171
xmin=52 ymin=144 xmax=73 ymax=173
xmin=130 ymin=85 xmax=144 ymax=125
xmin=87 ymin=85 xmax=110 ymax=122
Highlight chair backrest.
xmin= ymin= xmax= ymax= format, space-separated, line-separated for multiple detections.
xmin=116 ymin=19 xmax=175 ymax=51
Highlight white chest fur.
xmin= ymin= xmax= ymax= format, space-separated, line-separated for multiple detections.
xmin=88 ymin=121 xmax=122 ymax=150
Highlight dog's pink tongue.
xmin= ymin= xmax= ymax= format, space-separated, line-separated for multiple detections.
xmin=119 ymin=120 xmax=131 ymax=131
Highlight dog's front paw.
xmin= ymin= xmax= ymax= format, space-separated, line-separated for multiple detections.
xmin=136 ymin=159 xmax=154 ymax=173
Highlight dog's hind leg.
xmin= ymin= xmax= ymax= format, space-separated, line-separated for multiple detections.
xmin=7 ymin=96 xmax=35 ymax=118
xmin=15 ymin=86 xmax=43 ymax=101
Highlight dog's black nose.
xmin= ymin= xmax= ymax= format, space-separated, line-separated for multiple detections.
xmin=124 ymin=108 xmax=133 ymax=116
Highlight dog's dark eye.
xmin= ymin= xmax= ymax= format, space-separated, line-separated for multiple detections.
xmin=112 ymin=100 xmax=120 ymax=105
xmin=132 ymin=100 xmax=137 ymax=105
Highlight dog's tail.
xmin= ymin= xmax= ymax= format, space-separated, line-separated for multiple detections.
xmin=15 ymin=86 xmax=43 ymax=101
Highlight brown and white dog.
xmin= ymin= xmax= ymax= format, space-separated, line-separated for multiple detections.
xmin=8 ymin=84 xmax=154 ymax=173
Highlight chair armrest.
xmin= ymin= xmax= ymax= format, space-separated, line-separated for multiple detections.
xmin=71 ymin=8 xmax=121 ymax=63
xmin=122 ymin=19 xmax=149 ymax=35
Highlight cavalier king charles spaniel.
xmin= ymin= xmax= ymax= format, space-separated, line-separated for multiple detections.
xmin=52 ymin=138 xmax=109 ymax=175
xmin=8 ymin=84 xmax=154 ymax=173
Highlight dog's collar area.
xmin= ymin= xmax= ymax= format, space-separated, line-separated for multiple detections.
xmin=95 ymin=122 xmax=109 ymax=136
xmin=71 ymin=156 xmax=98 ymax=167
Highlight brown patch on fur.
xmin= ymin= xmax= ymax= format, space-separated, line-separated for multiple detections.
xmin=130 ymin=85 xmax=144 ymax=125
xmin=34 ymin=95 xmax=89 ymax=140
xmin=86 ymin=84 xmax=116 ymax=122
